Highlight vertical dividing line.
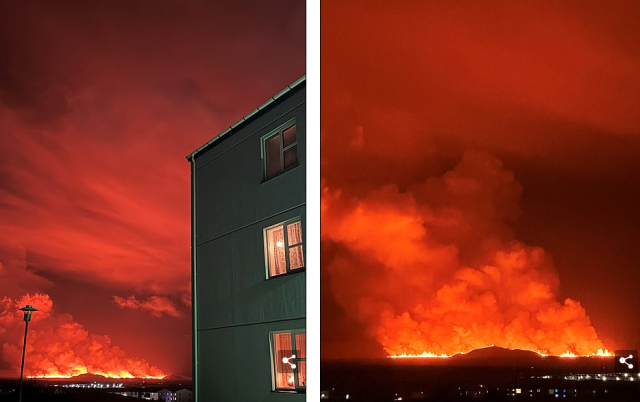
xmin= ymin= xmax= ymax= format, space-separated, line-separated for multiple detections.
xmin=269 ymin=332 xmax=276 ymax=391
xmin=292 ymin=332 xmax=299 ymax=390
xmin=283 ymin=223 xmax=291 ymax=274
xmin=278 ymin=130 xmax=283 ymax=174
xmin=190 ymin=158 xmax=198 ymax=402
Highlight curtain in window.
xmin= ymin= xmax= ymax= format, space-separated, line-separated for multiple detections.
xmin=287 ymin=221 xmax=304 ymax=270
xmin=273 ymin=333 xmax=295 ymax=389
xmin=287 ymin=221 xmax=303 ymax=244
xmin=267 ymin=225 xmax=287 ymax=276
xmin=295 ymin=333 xmax=306 ymax=387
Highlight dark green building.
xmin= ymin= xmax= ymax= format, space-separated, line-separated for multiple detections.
xmin=187 ymin=77 xmax=306 ymax=401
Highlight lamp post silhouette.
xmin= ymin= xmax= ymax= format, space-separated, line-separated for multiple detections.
xmin=18 ymin=305 xmax=37 ymax=402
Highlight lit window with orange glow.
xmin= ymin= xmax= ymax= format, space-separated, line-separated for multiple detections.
xmin=265 ymin=219 xmax=304 ymax=277
xmin=270 ymin=330 xmax=306 ymax=391
xmin=262 ymin=121 xmax=298 ymax=181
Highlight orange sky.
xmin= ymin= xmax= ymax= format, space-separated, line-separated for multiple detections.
xmin=0 ymin=0 xmax=305 ymax=378
xmin=322 ymin=0 xmax=640 ymax=359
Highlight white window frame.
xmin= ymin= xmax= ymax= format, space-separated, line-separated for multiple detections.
xmin=261 ymin=119 xmax=298 ymax=181
xmin=263 ymin=218 xmax=305 ymax=278
xmin=269 ymin=329 xmax=306 ymax=392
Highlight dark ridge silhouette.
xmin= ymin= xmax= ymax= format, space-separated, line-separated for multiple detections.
xmin=68 ymin=373 xmax=108 ymax=382
xmin=450 ymin=346 xmax=545 ymax=366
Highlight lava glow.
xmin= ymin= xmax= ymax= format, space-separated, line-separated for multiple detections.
xmin=29 ymin=370 xmax=166 ymax=380
xmin=24 ymin=366 xmax=166 ymax=380
xmin=322 ymin=153 xmax=612 ymax=361
xmin=388 ymin=351 xmax=453 ymax=359
xmin=388 ymin=348 xmax=613 ymax=359
xmin=1 ymin=294 xmax=167 ymax=380
xmin=559 ymin=350 xmax=579 ymax=358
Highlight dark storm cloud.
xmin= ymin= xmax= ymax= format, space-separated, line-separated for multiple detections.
xmin=0 ymin=0 xmax=305 ymax=125
xmin=0 ymin=244 xmax=54 ymax=299
xmin=0 ymin=0 xmax=304 ymax=377
xmin=322 ymin=0 xmax=640 ymax=358
xmin=0 ymin=38 xmax=71 ymax=126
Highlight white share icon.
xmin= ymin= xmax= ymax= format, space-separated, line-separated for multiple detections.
xmin=283 ymin=354 xmax=297 ymax=369
xmin=619 ymin=354 xmax=634 ymax=370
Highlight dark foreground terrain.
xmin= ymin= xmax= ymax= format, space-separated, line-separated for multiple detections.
xmin=0 ymin=387 xmax=132 ymax=402
xmin=321 ymin=347 xmax=640 ymax=401
xmin=0 ymin=376 xmax=192 ymax=402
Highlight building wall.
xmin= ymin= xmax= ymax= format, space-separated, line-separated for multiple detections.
xmin=192 ymin=83 xmax=306 ymax=402
xmin=176 ymin=388 xmax=193 ymax=402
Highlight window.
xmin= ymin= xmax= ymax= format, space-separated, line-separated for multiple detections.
xmin=270 ymin=331 xmax=306 ymax=391
xmin=264 ymin=219 xmax=304 ymax=277
xmin=263 ymin=122 xmax=298 ymax=180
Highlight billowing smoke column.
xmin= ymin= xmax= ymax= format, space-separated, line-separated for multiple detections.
xmin=322 ymin=151 xmax=608 ymax=357
xmin=0 ymin=293 xmax=165 ymax=378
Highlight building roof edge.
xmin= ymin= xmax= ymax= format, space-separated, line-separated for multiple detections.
xmin=185 ymin=75 xmax=306 ymax=161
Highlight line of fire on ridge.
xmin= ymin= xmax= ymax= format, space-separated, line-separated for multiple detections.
xmin=388 ymin=348 xmax=613 ymax=359
xmin=27 ymin=372 xmax=167 ymax=380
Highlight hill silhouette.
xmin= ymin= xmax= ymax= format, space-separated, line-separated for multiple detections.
xmin=450 ymin=346 xmax=544 ymax=365
xmin=69 ymin=373 xmax=109 ymax=382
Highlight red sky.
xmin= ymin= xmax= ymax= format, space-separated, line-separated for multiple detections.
xmin=0 ymin=0 xmax=305 ymax=378
xmin=321 ymin=0 xmax=640 ymax=359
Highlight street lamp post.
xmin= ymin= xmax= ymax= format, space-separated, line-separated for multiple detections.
xmin=18 ymin=305 xmax=37 ymax=402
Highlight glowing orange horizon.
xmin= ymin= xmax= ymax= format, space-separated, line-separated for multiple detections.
xmin=389 ymin=351 xmax=453 ymax=359
xmin=388 ymin=347 xmax=613 ymax=359
xmin=28 ymin=372 xmax=167 ymax=380
xmin=25 ymin=366 xmax=167 ymax=380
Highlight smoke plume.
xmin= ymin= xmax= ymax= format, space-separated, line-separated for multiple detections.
xmin=1 ymin=293 xmax=165 ymax=378
xmin=322 ymin=151 xmax=607 ymax=356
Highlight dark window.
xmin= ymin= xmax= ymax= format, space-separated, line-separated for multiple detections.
xmin=263 ymin=123 xmax=298 ymax=180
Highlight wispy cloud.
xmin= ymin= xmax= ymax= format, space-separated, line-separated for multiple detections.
xmin=113 ymin=295 xmax=182 ymax=318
